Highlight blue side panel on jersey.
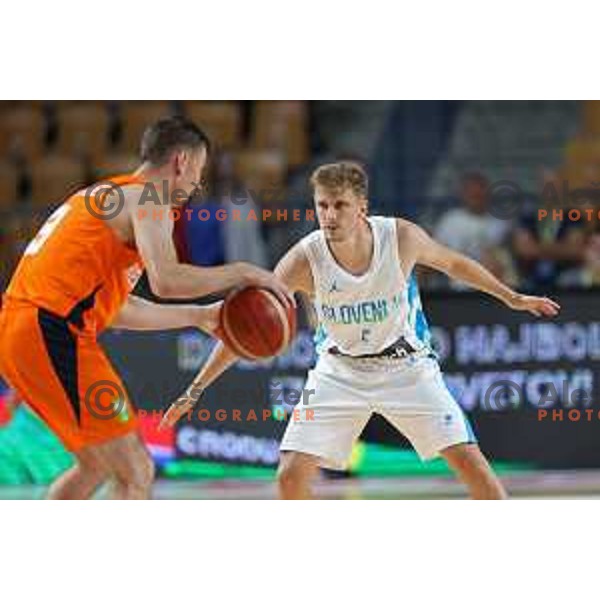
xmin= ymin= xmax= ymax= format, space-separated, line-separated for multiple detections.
xmin=407 ymin=273 xmax=433 ymax=347
xmin=313 ymin=323 xmax=328 ymax=354
xmin=415 ymin=310 xmax=430 ymax=344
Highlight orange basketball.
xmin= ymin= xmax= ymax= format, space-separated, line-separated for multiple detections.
xmin=220 ymin=287 xmax=296 ymax=360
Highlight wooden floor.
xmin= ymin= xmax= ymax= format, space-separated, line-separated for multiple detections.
xmin=3 ymin=470 xmax=600 ymax=499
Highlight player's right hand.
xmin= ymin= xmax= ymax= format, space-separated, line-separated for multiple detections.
xmin=237 ymin=263 xmax=296 ymax=309
xmin=506 ymin=293 xmax=560 ymax=317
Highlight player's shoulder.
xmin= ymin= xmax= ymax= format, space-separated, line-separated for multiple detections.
xmin=299 ymin=227 xmax=323 ymax=245
xmin=275 ymin=235 xmax=315 ymax=295
xmin=390 ymin=216 xmax=424 ymax=240
xmin=276 ymin=232 xmax=314 ymax=265
xmin=291 ymin=232 xmax=318 ymax=263
xmin=120 ymin=182 xmax=148 ymax=204
xmin=293 ymin=227 xmax=324 ymax=259
xmin=75 ymin=178 xmax=145 ymax=198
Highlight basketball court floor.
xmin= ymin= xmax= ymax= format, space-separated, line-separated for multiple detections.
xmin=2 ymin=471 xmax=600 ymax=499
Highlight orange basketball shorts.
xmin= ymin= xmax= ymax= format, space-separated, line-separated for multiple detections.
xmin=0 ymin=302 xmax=138 ymax=452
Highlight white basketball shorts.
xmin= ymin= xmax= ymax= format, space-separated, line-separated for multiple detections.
xmin=280 ymin=353 xmax=476 ymax=470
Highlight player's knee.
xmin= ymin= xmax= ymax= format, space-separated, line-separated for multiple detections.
xmin=77 ymin=462 xmax=108 ymax=485
xmin=77 ymin=453 xmax=110 ymax=482
xmin=116 ymin=450 xmax=155 ymax=490
xmin=133 ymin=453 xmax=155 ymax=489
xmin=277 ymin=456 xmax=309 ymax=495
xmin=277 ymin=467 xmax=299 ymax=497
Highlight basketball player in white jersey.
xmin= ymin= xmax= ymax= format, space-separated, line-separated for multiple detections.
xmin=161 ymin=162 xmax=560 ymax=499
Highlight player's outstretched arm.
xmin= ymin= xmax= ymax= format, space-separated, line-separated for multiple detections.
xmin=157 ymin=340 xmax=239 ymax=429
xmin=111 ymin=295 xmax=222 ymax=335
xmin=404 ymin=220 xmax=560 ymax=317
xmin=130 ymin=202 xmax=291 ymax=302
xmin=158 ymin=242 xmax=314 ymax=429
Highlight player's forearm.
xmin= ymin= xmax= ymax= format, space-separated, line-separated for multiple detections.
xmin=158 ymin=340 xmax=240 ymax=430
xmin=149 ymin=262 xmax=247 ymax=299
xmin=446 ymin=255 xmax=518 ymax=305
xmin=188 ymin=340 xmax=239 ymax=392
xmin=111 ymin=296 xmax=218 ymax=332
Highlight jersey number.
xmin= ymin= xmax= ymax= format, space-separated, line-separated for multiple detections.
xmin=24 ymin=204 xmax=71 ymax=256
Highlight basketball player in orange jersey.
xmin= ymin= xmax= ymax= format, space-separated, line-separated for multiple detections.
xmin=0 ymin=116 xmax=291 ymax=500
xmin=161 ymin=162 xmax=560 ymax=500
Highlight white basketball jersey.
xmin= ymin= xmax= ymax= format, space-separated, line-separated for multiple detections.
xmin=302 ymin=216 xmax=434 ymax=358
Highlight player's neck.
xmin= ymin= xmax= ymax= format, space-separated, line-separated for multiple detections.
xmin=133 ymin=164 xmax=174 ymax=204
xmin=327 ymin=219 xmax=374 ymax=275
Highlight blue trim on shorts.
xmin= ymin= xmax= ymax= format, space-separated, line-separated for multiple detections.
xmin=462 ymin=412 xmax=477 ymax=444
xmin=440 ymin=369 xmax=478 ymax=444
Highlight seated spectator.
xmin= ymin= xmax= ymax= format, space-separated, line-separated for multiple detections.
xmin=434 ymin=172 xmax=510 ymax=288
xmin=559 ymin=233 xmax=600 ymax=288
xmin=512 ymin=169 xmax=586 ymax=290
xmin=480 ymin=246 xmax=520 ymax=289
xmin=0 ymin=221 xmax=23 ymax=294
xmin=0 ymin=229 xmax=10 ymax=292
xmin=182 ymin=199 xmax=227 ymax=267
xmin=180 ymin=151 xmax=268 ymax=269
xmin=180 ymin=195 xmax=269 ymax=268
xmin=223 ymin=192 xmax=269 ymax=267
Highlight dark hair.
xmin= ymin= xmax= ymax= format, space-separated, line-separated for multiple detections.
xmin=310 ymin=161 xmax=368 ymax=197
xmin=461 ymin=172 xmax=488 ymax=187
xmin=140 ymin=116 xmax=211 ymax=166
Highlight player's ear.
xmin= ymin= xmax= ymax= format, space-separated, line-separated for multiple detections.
xmin=173 ymin=151 xmax=186 ymax=178
xmin=359 ymin=196 xmax=368 ymax=218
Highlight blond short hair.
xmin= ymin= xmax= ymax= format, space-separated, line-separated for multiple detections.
xmin=310 ymin=161 xmax=368 ymax=198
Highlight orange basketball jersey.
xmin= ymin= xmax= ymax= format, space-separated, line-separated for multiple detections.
xmin=4 ymin=174 xmax=144 ymax=333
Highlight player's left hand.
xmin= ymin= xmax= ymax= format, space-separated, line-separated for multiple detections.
xmin=506 ymin=293 xmax=560 ymax=317
xmin=158 ymin=388 xmax=203 ymax=430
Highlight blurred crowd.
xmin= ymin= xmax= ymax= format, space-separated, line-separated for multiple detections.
xmin=424 ymin=168 xmax=600 ymax=292
xmin=0 ymin=100 xmax=312 ymax=290
xmin=2 ymin=100 xmax=600 ymax=296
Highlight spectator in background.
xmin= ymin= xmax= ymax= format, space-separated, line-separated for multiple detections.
xmin=512 ymin=168 xmax=586 ymax=291
xmin=0 ymin=229 xmax=10 ymax=292
xmin=182 ymin=151 xmax=268 ymax=269
xmin=558 ymin=233 xmax=600 ymax=288
xmin=181 ymin=199 xmax=227 ymax=266
xmin=0 ymin=216 xmax=29 ymax=295
xmin=433 ymin=172 xmax=511 ymax=288
xmin=223 ymin=193 xmax=269 ymax=267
